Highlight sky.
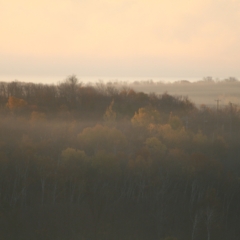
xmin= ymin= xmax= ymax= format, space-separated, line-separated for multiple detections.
xmin=0 ymin=0 xmax=240 ymax=80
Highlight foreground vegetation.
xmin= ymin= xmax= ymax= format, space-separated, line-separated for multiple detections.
xmin=0 ymin=76 xmax=240 ymax=240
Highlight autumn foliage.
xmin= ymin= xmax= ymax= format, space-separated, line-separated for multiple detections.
xmin=0 ymin=78 xmax=240 ymax=240
xmin=7 ymin=96 xmax=27 ymax=111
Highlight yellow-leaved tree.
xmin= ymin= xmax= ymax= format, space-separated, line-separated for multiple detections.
xmin=103 ymin=100 xmax=116 ymax=123
xmin=156 ymin=124 xmax=190 ymax=150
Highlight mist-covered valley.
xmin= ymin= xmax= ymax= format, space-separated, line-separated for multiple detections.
xmin=0 ymin=76 xmax=240 ymax=240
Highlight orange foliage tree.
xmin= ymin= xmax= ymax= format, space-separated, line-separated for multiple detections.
xmin=6 ymin=96 xmax=27 ymax=111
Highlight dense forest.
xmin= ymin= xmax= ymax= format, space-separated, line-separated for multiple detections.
xmin=0 ymin=76 xmax=240 ymax=240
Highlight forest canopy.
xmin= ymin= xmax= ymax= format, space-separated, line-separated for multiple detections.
xmin=0 ymin=76 xmax=240 ymax=240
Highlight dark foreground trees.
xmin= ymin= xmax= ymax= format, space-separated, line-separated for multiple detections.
xmin=0 ymin=79 xmax=240 ymax=240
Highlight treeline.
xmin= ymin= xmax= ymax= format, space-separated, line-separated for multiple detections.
xmin=0 ymin=76 xmax=240 ymax=240
xmin=0 ymin=76 xmax=195 ymax=119
xmin=128 ymin=76 xmax=240 ymax=106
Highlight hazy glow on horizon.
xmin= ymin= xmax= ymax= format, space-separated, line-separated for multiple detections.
xmin=1 ymin=0 xmax=240 ymax=78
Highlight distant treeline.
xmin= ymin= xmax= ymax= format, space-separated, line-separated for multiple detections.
xmin=0 ymin=76 xmax=240 ymax=240
xmin=2 ymin=75 xmax=240 ymax=108
xmin=127 ymin=76 xmax=240 ymax=106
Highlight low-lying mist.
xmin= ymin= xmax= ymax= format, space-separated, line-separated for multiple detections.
xmin=107 ymin=77 xmax=240 ymax=107
xmin=0 ymin=76 xmax=240 ymax=240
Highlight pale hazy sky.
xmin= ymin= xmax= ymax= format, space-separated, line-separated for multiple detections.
xmin=1 ymin=0 xmax=240 ymax=79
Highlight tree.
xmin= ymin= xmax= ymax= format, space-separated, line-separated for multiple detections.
xmin=156 ymin=124 xmax=190 ymax=150
xmin=61 ymin=148 xmax=86 ymax=164
xmin=30 ymin=111 xmax=46 ymax=122
xmin=58 ymin=75 xmax=80 ymax=109
xmin=145 ymin=137 xmax=167 ymax=159
xmin=131 ymin=107 xmax=161 ymax=128
xmin=78 ymin=124 xmax=127 ymax=155
xmin=192 ymin=130 xmax=209 ymax=153
xmin=6 ymin=96 xmax=27 ymax=111
xmin=61 ymin=148 xmax=87 ymax=203
xmin=35 ymin=155 xmax=55 ymax=205
xmin=103 ymin=100 xmax=116 ymax=123
xmin=91 ymin=150 xmax=120 ymax=179
xmin=168 ymin=113 xmax=183 ymax=130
